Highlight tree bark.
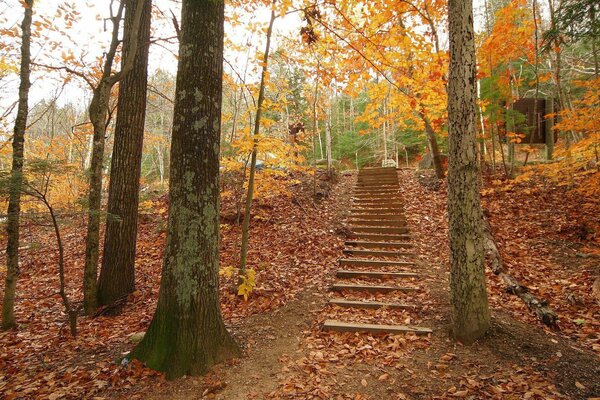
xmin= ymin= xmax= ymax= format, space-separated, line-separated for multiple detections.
xmin=83 ymin=0 xmax=144 ymax=315
xmin=421 ymin=112 xmax=445 ymax=178
xmin=2 ymin=0 xmax=33 ymax=330
xmin=131 ymin=0 xmax=239 ymax=378
xmin=447 ymin=0 xmax=491 ymax=343
xmin=97 ymin=0 xmax=152 ymax=308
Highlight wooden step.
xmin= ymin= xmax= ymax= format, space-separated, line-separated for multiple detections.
xmin=328 ymin=299 xmax=411 ymax=309
xmin=354 ymin=197 xmax=402 ymax=201
xmin=353 ymin=197 xmax=403 ymax=202
xmin=360 ymin=167 xmax=396 ymax=171
xmin=330 ymin=283 xmax=417 ymax=293
xmin=357 ymin=179 xmax=397 ymax=183
xmin=339 ymin=258 xmax=415 ymax=267
xmin=355 ymin=188 xmax=399 ymax=192
xmin=353 ymin=194 xmax=402 ymax=200
xmin=323 ymin=320 xmax=432 ymax=335
xmin=350 ymin=208 xmax=404 ymax=213
xmin=350 ymin=214 xmax=406 ymax=220
xmin=356 ymin=182 xmax=399 ymax=186
xmin=352 ymin=195 xmax=401 ymax=200
xmin=351 ymin=226 xmax=409 ymax=234
xmin=357 ymin=182 xmax=398 ymax=186
xmin=352 ymin=203 xmax=404 ymax=208
xmin=342 ymin=249 xmax=415 ymax=258
xmin=345 ymin=240 xmax=414 ymax=249
xmin=336 ymin=270 xmax=418 ymax=279
xmin=349 ymin=233 xmax=413 ymax=241
xmin=349 ymin=220 xmax=408 ymax=227
xmin=354 ymin=192 xmax=401 ymax=196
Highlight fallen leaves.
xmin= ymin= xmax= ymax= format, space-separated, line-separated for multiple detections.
xmin=0 ymin=171 xmax=343 ymax=399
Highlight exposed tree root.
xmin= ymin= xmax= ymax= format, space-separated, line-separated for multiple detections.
xmin=482 ymin=212 xmax=559 ymax=327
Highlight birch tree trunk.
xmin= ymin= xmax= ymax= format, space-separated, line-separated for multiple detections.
xmin=132 ymin=0 xmax=239 ymax=378
xmin=2 ymin=0 xmax=33 ymax=329
xmin=447 ymin=0 xmax=491 ymax=344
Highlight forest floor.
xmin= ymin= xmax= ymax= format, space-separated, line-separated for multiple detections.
xmin=0 ymin=168 xmax=599 ymax=399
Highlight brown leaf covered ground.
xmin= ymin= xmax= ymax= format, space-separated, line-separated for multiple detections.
xmin=1 ymin=168 xmax=599 ymax=400
xmin=0 ymin=173 xmax=343 ymax=399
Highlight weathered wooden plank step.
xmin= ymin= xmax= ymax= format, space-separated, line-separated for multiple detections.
xmin=339 ymin=258 xmax=415 ymax=267
xmin=353 ymin=200 xmax=404 ymax=204
xmin=359 ymin=171 xmax=396 ymax=174
xmin=351 ymin=226 xmax=409 ymax=234
xmin=342 ymin=249 xmax=416 ymax=257
xmin=350 ymin=214 xmax=406 ymax=220
xmin=335 ymin=269 xmax=418 ymax=279
xmin=349 ymin=220 xmax=408 ymax=227
xmin=354 ymin=194 xmax=401 ymax=198
xmin=352 ymin=203 xmax=404 ymax=209
xmin=355 ymin=192 xmax=399 ymax=196
xmin=356 ymin=186 xmax=400 ymax=190
xmin=328 ymin=299 xmax=411 ymax=309
xmin=345 ymin=240 xmax=414 ymax=249
xmin=353 ymin=196 xmax=402 ymax=201
xmin=349 ymin=233 xmax=412 ymax=241
xmin=350 ymin=208 xmax=404 ymax=213
xmin=353 ymin=194 xmax=402 ymax=200
xmin=330 ymin=283 xmax=417 ymax=293
xmin=355 ymin=187 xmax=399 ymax=192
xmin=358 ymin=177 xmax=398 ymax=181
xmin=358 ymin=172 xmax=397 ymax=176
xmin=323 ymin=320 xmax=432 ymax=335
xmin=354 ymin=193 xmax=399 ymax=197
xmin=357 ymin=181 xmax=399 ymax=185
xmin=356 ymin=182 xmax=399 ymax=186
xmin=360 ymin=166 xmax=396 ymax=171
xmin=354 ymin=196 xmax=402 ymax=200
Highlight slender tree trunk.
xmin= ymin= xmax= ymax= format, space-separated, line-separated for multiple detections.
xmin=2 ymin=0 xmax=33 ymax=330
xmin=132 ymin=0 xmax=239 ymax=378
xmin=238 ymin=6 xmax=276 ymax=276
xmin=349 ymin=96 xmax=355 ymax=134
xmin=447 ymin=0 xmax=491 ymax=344
xmin=325 ymin=98 xmax=333 ymax=174
xmin=84 ymin=81 xmax=113 ymax=314
xmin=420 ymin=112 xmax=444 ymax=178
xmin=382 ymin=97 xmax=388 ymax=161
xmin=312 ymin=65 xmax=319 ymax=194
xmin=97 ymin=0 xmax=152 ymax=308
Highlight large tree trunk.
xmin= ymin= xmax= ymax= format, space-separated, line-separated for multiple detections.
xmin=447 ymin=0 xmax=491 ymax=343
xmin=97 ymin=0 xmax=152 ymax=308
xmin=131 ymin=0 xmax=239 ymax=378
xmin=82 ymin=0 xmax=144 ymax=315
xmin=2 ymin=0 xmax=33 ymax=330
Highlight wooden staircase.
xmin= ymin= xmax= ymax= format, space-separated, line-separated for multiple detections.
xmin=323 ymin=167 xmax=432 ymax=336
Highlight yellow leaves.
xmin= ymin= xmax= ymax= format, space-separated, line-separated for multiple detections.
xmin=478 ymin=0 xmax=535 ymax=70
xmin=554 ymin=78 xmax=600 ymax=135
xmin=222 ymin=267 xmax=259 ymax=301
xmin=506 ymin=131 xmax=526 ymax=144
xmin=237 ymin=268 xmax=257 ymax=301
xmin=220 ymin=266 xmax=236 ymax=279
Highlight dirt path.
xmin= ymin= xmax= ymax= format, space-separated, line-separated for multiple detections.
xmin=140 ymin=289 xmax=326 ymax=400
